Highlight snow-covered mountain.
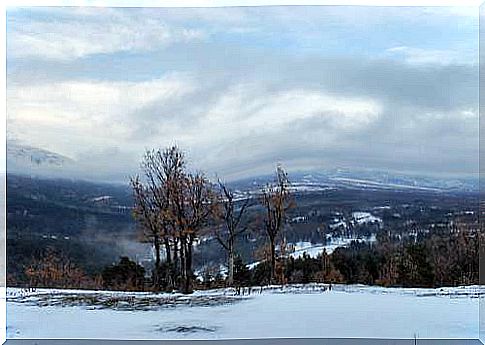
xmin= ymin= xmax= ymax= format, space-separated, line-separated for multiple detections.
xmin=231 ymin=168 xmax=478 ymax=195
xmin=6 ymin=142 xmax=478 ymax=194
xmin=7 ymin=141 xmax=75 ymax=178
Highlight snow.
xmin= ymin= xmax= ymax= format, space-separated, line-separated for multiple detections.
xmin=329 ymin=177 xmax=443 ymax=192
xmin=373 ymin=206 xmax=391 ymax=210
xmin=352 ymin=212 xmax=382 ymax=225
xmin=195 ymin=264 xmax=228 ymax=280
xmin=288 ymin=235 xmax=377 ymax=259
xmin=247 ymin=261 xmax=261 ymax=270
xmin=6 ymin=284 xmax=479 ymax=339
xmin=91 ymin=196 xmax=113 ymax=202
xmin=290 ymin=216 xmax=306 ymax=223
xmin=290 ymin=183 xmax=332 ymax=193
xmin=329 ymin=220 xmax=346 ymax=229
xmin=289 ymin=244 xmax=326 ymax=258
xmin=248 ymin=236 xmax=377 ymax=269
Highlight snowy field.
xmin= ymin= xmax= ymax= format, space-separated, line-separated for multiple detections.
xmin=6 ymin=284 xmax=480 ymax=340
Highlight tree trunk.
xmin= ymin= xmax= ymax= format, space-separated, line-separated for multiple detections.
xmin=179 ymin=237 xmax=186 ymax=291
xmin=164 ymin=238 xmax=172 ymax=264
xmin=270 ymin=237 xmax=276 ymax=284
xmin=184 ymin=236 xmax=194 ymax=294
xmin=173 ymin=238 xmax=179 ymax=287
xmin=153 ymin=235 xmax=161 ymax=290
xmin=227 ymin=242 xmax=234 ymax=287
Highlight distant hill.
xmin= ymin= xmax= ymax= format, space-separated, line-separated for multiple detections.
xmin=230 ymin=168 xmax=478 ymax=195
xmin=7 ymin=141 xmax=75 ymax=178
xmin=5 ymin=174 xmax=150 ymax=285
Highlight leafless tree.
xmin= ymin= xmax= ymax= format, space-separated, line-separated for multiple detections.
xmin=213 ymin=180 xmax=251 ymax=286
xmin=172 ymin=171 xmax=217 ymax=293
xmin=131 ymin=176 xmax=163 ymax=289
xmin=261 ymin=164 xmax=294 ymax=283
xmin=132 ymin=145 xmax=217 ymax=294
xmin=130 ymin=146 xmax=186 ymax=291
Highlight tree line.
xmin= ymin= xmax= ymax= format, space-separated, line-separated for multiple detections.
xmin=18 ymin=227 xmax=479 ymax=291
xmin=190 ymin=230 xmax=479 ymax=290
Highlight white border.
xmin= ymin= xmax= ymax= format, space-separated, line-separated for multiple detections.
xmin=1 ymin=0 xmax=6 ymax=343
xmin=0 ymin=1 xmax=481 ymax=344
xmin=2 ymin=0 xmax=483 ymax=7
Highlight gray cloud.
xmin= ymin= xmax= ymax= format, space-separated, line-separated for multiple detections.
xmin=119 ymin=54 xmax=477 ymax=177
xmin=6 ymin=6 xmax=478 ymax=182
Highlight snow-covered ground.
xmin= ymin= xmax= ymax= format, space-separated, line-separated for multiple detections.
xmin=289 ymin=235 xmax=378 ymax=259
xmin=288 ymin=241 xmax=340 ymax=259
xmin=352 ymin=211 xmax=382 ymax=225
xmin=6 ymin=284 xmax=480 ymax=339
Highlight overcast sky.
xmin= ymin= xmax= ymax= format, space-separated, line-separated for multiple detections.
xmin=6 ymin=6 xmax=479 ymax=182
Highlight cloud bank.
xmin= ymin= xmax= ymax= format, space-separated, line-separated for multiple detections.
xmin=6 ymin=6 xmax=479 ymax=182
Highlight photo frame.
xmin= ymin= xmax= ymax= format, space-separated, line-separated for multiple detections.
xmin=2 ymin=1 xmax=483 ymax=344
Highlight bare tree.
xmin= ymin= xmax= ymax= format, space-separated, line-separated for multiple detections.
xmin=261 ymin=164 xmax=294 ymax=283
xmin=213 ymin=180 xmax=251 ymax=286
xmin=131 ymin=176 xmax=163 ymax=289
xmin=131 ymin=146 xmax=241 ymax=293
xmin=130 ymin=146 xmax=185 ymax=291
xmin=171 ymin=171 xmax=217 ymax=293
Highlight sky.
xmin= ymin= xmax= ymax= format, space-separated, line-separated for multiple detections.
xmin=5 ymin=6 xmax=479 ymax=182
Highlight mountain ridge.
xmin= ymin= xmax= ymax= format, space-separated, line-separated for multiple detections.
xmin=6 ymin=142 xmax=478 ymax=193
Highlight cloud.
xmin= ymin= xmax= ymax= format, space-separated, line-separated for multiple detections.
xmin=8 ymin=6 xmax=477 ymax=63
xmin=7 ymin=73 xmax=197 ymax=157
xmin=7 ymin=8 xmax=206 ymax=60
xmin=7 ymin=73 xmax=382 ymax=152
xmin=199 ymin=85 xmax=382 ymax=142
xmin=5 ymin=6 xmax=479 ymax=181
xmin=7 ymin=57 xmax=477 ymax=180
xmin=385 ymin=46 xmax=476 ymax=66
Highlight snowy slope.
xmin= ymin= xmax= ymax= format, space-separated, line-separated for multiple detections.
xmin=7 ymin=141 xmax=75 ymax=178
xmin=6 ymin=284 xmax=479 ymax=339
xmin=232 ymin=169 xmax=478 ymax=195
xmin=288 ymin=236 xmax=377 ymax=259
